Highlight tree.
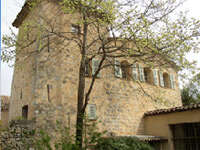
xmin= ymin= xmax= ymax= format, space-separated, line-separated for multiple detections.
xmin=181 ymin=73 xmax=200 ymax=105
xmin=2 ymin=0 xmax=200 ymax=149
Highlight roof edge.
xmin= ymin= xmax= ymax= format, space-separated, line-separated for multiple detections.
xmin=12 ymin=1 xmax=32 ymax=28
xmin=144 ymin=103 xmax=200 ymax=117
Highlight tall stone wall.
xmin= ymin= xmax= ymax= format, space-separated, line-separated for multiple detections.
xmin=0 ymin=120 xmax=35 ymax=150
xmin=9 ymin=0 xmax=182 ymax=137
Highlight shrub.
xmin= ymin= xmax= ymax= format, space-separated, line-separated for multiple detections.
xmin=95 ymin=137 xmax=154 ymax=150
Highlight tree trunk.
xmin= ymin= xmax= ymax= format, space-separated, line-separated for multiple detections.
xmin=76 ymin=56 xmax=86 ymax=149
xmin=76 ymin=16 xmax=88 ymax=149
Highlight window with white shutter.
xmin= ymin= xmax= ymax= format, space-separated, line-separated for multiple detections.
xmin=132 ymin=64 xmax=138 ymax=81
xmin=170 ymin=74 xmax=175 ymax=89
xmin=71 ymin=24 xmax=80 ymax=34
xmin=88 ymin=104 xmax=97 ymax=120
xmin=85 ymin=58 xmax=91 ymax=77
xmin=153 ymin=69 xmax=159 ymax=86
xmin=114 ymin=60 xmax=122 ymax=78
xmin=92 ymin=59 xmax=100 ymax=77
xmin=159 ymin=72 xmax=164 ymax=87
xmin=139 ymin=65 xmax=145 ymax=82
xmin=144 ymin=68 xmax=152 ymax=84
xmin=163 ymin=73 xmax=170 ymax=88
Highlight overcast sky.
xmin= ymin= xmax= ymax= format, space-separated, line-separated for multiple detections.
xmin=1 ymin=0 xmax=200 ymax=96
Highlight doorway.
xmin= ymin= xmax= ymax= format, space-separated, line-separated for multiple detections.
xmin=22 ymin=105 xmax=28 ymax=120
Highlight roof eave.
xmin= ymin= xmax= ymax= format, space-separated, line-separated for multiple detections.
xmin=12 ymin=1 xmax=31 ymax=28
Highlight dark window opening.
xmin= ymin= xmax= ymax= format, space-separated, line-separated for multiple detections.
xmin=20 ymin=89 xmax=23 ymax=100
xmin=144 ymin=68 xmax=153 ymax=84
xmin=47 ymin=84 xmax=51 ymax=102
xmin=121 ymin=61 xmax=131 ymax=80
xmin=171 ymin=123 xmax=200 ymax=150
xmin=22 ymin=105 xmax=28 ymax=120
xmin=163 ymin=73 xmax=170 ymax=88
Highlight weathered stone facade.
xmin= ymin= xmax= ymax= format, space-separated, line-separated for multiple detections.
xmin=0 ymin=96 xmax=10 ymax=129
xmin=0 ymin=120 xmax=35 ymax=150
xmin=9 ymin=0 xmax=182 ymax=137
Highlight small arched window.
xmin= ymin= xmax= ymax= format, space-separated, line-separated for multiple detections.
xmin=163 ymin=73 xmax=170 ymax=88
xmin=121 ymin=61 xmax=131 ymax=80
xmin=144 ymin=67 xmax=153 ymax=84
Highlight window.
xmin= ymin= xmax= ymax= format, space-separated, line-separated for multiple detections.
xmin=20 ymin=89 xmax=23 ymax=99
xmin=139 ymin=65 xmax=145 ymax=82
xmin=163 ymin=73 xmax=170 ymax=88
xmin=144 ymin=67 xmax=152 ymax=84
xmin=71 ymin=24 xmax=80 ymax=34
xmin=114 ymin=59 xmax=122 ymax=78
xmin=47 ymin=84 xmax=51 ymax=102
xmin=121 ymin=61 xmax=131 ymax=80
xmin=171 ymin=123 xmax=200 ymax=150
xmin=88 ymin=104 xmax=97 ymax=120
xmin=170 ymin=74 xmax=175 ymax=89
xmin=85 ymin=58 xmax=92 ymax=77
xmin=22 ymin=105 xmax=28 ymax=120
xmin=92 ymin=59 xmax=101 ymax=77
xmin=132 ymin=64 xmax=138 ymax=81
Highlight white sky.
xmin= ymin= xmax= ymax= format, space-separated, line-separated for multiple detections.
xmin=1 ymin=0 xmax=200 ymax=96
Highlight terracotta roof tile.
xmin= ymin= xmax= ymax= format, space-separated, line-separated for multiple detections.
xmin=144 ymin=103 xmax=200 ymax=117
xmin=103 ymin=135 xmax=167 ymax=142
xmin=12 ymin=1 xmax=31 ymax=28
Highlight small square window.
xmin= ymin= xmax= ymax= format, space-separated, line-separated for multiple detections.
xmin=71 ymin=24 xmax=80 ymax=34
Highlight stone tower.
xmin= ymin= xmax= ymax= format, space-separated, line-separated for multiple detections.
xmin=9 ymin=0 xmax=182 ymax=136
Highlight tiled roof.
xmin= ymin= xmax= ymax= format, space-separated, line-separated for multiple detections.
xmin=132 ymin=135 xmax=167 ymax=142
xmin=1 ymin=96 xmax=10 ymax=111
xmin=12 ymin=0 xmax=31 ymax=27
xmin=144 ymin=103 xmax=200 ymax=117
xmin=103 ymin=135 xmax=167 ymax=142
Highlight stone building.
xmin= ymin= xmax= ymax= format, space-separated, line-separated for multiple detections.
xmin=0 ymin=96 xmax=10 ymax=129
xmin=9 ymin=0 xmax=183 ymax=148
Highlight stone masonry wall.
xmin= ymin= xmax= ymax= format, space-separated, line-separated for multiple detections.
xmin=0 ymin=120 xmax=35 ymax=150
xmin=9 ymin=0 xmax=182 ymax=137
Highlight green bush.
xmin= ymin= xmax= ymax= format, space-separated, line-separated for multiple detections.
xmin=95 ymin=137 xmax=154 ymax=150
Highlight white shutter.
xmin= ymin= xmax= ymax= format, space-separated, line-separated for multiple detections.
xmin=114 ymin=60 xmax=122 ymax=78
xmin=139 ymin=65 xmax=145 ymax=82
xmin=88 ymin=104 xmax=96 ymax=120
xmin=71 ymin=25 xmax=80 ymax=33
xmin=153 ymin=70 xmax=159 ymax=85
xmin=85 ymin=59 xmax=90 ymax=76
xmin=92 ymin=59 xmax=100 ymax=77
xmin=132 ymin=64 xmax=138 ymax=81
xmin=170 ymin=74 xmax=175 ymax=89
xmin=159 ymin=72 xmax=164 ymax=87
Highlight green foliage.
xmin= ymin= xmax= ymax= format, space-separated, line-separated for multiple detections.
xmin=32 ymin=119 xmax=105 ymax=150
xmin=95 ymin=137 xmax=154 ymax=150
xmin=34 ymin=121 xmax=79 ymax=150
xmin=181 ymin=73 xmax=200 ymax=105
xmin=33 ymin=122 xmax=154 ymax=150
xmin=60 ymin=0 xmax=116 ymax=24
